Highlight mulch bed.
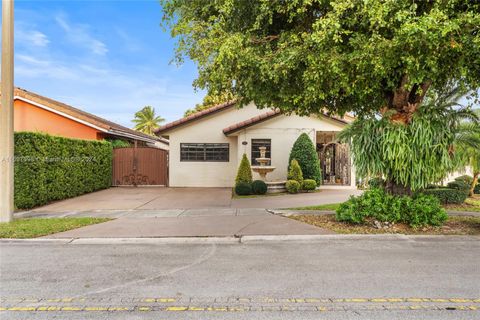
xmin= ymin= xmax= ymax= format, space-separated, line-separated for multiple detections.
xmin=290 ymin=214 xmax=480 ymax=235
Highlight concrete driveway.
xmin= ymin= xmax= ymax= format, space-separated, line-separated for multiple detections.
xmin=26 ymin=187 xmax=361 ymax=212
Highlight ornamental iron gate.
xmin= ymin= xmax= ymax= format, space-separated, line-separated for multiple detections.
xmin=112 ymin=147 xmax=168 ymax=186
xmin=318 ymin=142 xmax=351 ymax=185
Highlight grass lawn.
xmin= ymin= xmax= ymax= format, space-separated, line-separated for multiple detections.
xmin=445 ymin=196 xmax=480 ymax=212
xmin=0 ymin=218 xmax=111 ymax=239
xmin=290 ymin=214 xmax=480 ymax=235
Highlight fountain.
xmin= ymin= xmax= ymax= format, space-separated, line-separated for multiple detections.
xmin=251 ymin=146 xmax=276 ymax=180
xmin=251 ymin=146 xmax=286 ymax=193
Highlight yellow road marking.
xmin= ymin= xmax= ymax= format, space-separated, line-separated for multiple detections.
xmin=166 ymin=306 xmax=187 ymax=311
xmin=84 ymin=307 xmax=108 ymax=311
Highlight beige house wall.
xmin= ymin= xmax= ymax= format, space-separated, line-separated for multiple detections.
xmin=166 ymin=103 xmax=355 ymax=188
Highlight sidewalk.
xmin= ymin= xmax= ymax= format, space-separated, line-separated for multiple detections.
xmin=40 ymin=209 xmax=333 ymax=239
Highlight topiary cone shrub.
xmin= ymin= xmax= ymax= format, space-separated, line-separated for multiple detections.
xmin=235 ymin=153 xmax=253 ymax=184
xmin=289 ymin=133 xmax=322 ymax=186
xmin=287 ymin=159 xmax=303 ymax=184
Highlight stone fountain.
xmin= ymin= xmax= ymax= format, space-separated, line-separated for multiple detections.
xmin=251 ymin=146 xmax=286 ymax=193
xmin=251 ymin=146 xmax=276 ymax=180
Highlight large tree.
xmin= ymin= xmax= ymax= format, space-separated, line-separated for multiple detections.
xmin=161 ymin=0 xmax=480 ymax=193
xmin=161 ymin=0 xmax=480 ymax=118
xmin=132 ymin=106 xmax=165 ymax=136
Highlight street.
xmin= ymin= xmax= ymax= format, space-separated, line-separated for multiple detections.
xmin=1 ymin=236 xmax=479 ymax=319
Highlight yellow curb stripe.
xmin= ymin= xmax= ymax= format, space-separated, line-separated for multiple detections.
xmin=166 ymin=306 xmax=187 ymax=311
xmin=7 ymin=307 xmax=37 ymax=311
xmin=84 ymin=307 xmax=109 ymax=311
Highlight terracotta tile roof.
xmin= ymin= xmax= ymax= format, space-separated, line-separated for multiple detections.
xmin=223 ymin=110 xmax=349 ymax=135
xmin=223 ymin=109 xmax=281 ymax=135
xmin=9 ymin=87 xmax=160 ymax=143
xmin=154 ymin=100 xmax=237 ymax=135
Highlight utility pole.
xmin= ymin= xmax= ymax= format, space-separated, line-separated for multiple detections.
xmin=0 ymin=0 xmax=14 ymax=223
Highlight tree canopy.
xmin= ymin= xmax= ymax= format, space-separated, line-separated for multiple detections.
xmin=184 ymin=90 xmax=235 ymax=117
xmin=161 ymin=0 xmax=480 ymax=119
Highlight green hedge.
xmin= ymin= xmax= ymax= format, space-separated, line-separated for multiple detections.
xmin=15 ymin=132 xmax=113 ymax=209
xmin=422 ymin=188 xmax=468 ymax=205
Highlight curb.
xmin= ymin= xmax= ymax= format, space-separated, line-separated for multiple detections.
xmin=1 ymin=234 xmax=479 ymax=244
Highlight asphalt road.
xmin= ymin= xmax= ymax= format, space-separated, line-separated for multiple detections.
xmin=1 ymin=236 xmax=479 ymax=320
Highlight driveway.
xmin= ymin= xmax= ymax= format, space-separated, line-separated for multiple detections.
xmin=26 ymin=187 xmax=361 ymax=212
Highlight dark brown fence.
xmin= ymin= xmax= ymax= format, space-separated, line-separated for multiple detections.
xmin=112 ymin=147 xmax=168 ymax=186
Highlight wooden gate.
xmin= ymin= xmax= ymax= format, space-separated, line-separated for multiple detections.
xmin=112 ymin=147 xmax=168 ymax=186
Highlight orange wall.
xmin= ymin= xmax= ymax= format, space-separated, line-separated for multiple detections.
xmin=14 ymin=99 xmax=102 ymax=140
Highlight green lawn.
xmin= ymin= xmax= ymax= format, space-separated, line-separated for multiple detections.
xmin=0 ymin=218 xmax=111 ymax=239
xmin=446 ymin=197 xmax=480 ymax=212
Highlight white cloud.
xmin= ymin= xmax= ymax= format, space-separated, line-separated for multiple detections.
xmin=15 ymin=21 xmax=50 ymax=48
xmin=55 ymin=13 xmax=108 ymax=56
xmin=17 ymin=30 xmax=49 ymax=47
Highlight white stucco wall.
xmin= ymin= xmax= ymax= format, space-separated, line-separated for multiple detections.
xmin=234 ymin=114 xmax=347 ymax=183
xmin=164 ymin=103 xmax=353 ymax=187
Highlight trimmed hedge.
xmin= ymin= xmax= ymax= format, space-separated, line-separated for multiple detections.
xmin=287 ymin=159 xmax=303 ymax=184
xmin=447 ymin=180 xmax=470 ymax=193
xmin=15 ymin=132 xmax=112 ymax=209
xmin=286 ymin=180 xmax=301 ymax=194
xmin=302 ymin=179 xmax=317 ymax=192
xmin=235 ymin=182 xmax=252 ymax=195
xmin=252 ymin=180 xmax=268 ymax=195
xmin=422 ymin=188 xmax=468 ymax=205
xmin=288 ymin=133 xmax=322 ymax=186
xmin=235 ymin=153 xmax=253 ymax=184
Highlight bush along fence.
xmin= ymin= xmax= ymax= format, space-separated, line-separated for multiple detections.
xmin=14 ymin=132 xmax=113 ymax=209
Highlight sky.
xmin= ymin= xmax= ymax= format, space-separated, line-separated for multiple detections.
xmin=9 ymin=0 xmax=204 ymax=127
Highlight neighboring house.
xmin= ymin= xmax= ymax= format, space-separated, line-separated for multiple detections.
xmin=156 ymin=101 xmax=355 ymax=188
xmin=8 ymin=87 xmax=168 ymax=149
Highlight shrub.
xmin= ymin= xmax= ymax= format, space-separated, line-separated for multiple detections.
xmin=251 ymin=180 xmax=268 ymax=195
xmin=422 ymin=188 xmax=468 ymax=204
xmin=454 ymin=175 xmax=473 ymax=184
xmin=108 ymin=139 xmax=131 ymax=148
xmin=475 ymin=178 xmax=480 ymax=194
xmin=287 ymin=159 xmax=303 ymax=184
xmin=14 ymin=132 xmax=112 ymax=209
xmin=235 ymin=182 xmax=252 ymax=195
xmin=447 ymin=180 xmax=470 ymax=193
xmin=302 ymin=179 xmax=317 ymax=192
xmin=404 ymin=194 xmax=448 ymax=227
xmin=235 ymin=153 xmax=253 ymax=184
xmin=288 ymin=133 xmax=322 ymax=186
xmin=286 ymin=180 xmax=301 ymax=194
xmin=368 ymin=177 xmax=385 ymax=189
xmin=336 ymin=188 xmax=447 ymax=227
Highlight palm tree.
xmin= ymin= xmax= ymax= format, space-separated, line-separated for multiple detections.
xmin=132 ymin=106 xmax=165 ymax=136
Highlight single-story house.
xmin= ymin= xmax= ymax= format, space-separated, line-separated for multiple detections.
xmin=155 ymin=101 xmax=356 ymax=188
xmin=8 ymin=87 xmax=168 ymax=149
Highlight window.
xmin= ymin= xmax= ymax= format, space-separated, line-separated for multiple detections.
xmin=180 ymin=143 xmax=229 ymax=162
xmin=251 ymin=139 xmax=271 ymax=165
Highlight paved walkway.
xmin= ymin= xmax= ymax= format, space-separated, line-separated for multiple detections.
xmin=24 ymin=187 xmax=361 ymax=212
xmin=15 ymin=187 xmax=361 ymax=239
xmin=41 ymin=209 xmax=331 ymax=238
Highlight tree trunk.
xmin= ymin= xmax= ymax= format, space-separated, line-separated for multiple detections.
xmin=385 ymin=179 xmax=412 ymax=196
xmin=469 ymin=172 xmax=479 ymax=197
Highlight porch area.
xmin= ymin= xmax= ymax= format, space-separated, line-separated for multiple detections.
xmin=316 ymin=131 xmax=354 ymax=187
